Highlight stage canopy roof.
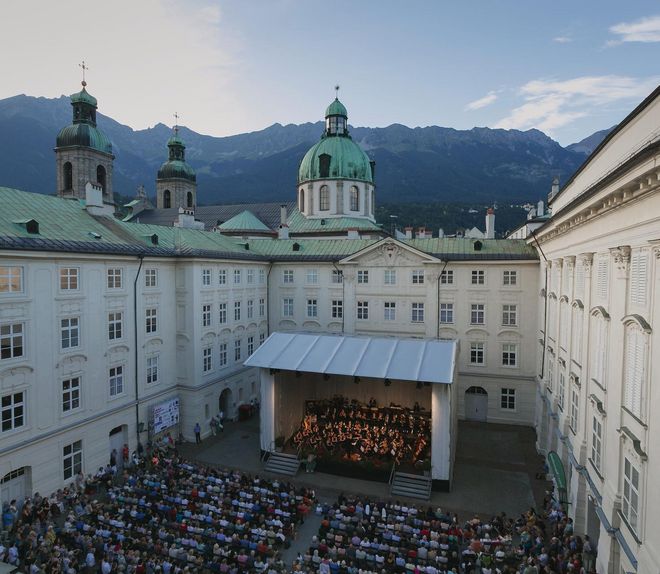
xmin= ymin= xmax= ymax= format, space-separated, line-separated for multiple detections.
xmin=244 ymin=332 xmax=457 ymax=384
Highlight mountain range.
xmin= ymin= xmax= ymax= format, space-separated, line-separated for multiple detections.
xmin=0 ymin=94 xmax=614 ymax=205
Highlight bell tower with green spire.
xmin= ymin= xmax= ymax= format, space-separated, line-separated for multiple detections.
xmin=156 ymin=114 xmax=197 ymax=210
xmin=54 ymin=63 xmax=114 ymax=203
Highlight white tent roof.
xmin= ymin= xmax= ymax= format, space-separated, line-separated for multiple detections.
xmin=244 ymin=332 xmax=457 ymax=384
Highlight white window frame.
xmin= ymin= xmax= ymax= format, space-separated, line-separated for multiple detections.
xmin=234 ymin=339 xmax=242 ymax=362
xmin=332 ymin=300 xmax=343 ymax=319
xmin=502 ymin=343 xmax=517 ymax=367
xmin=357 ymin=301 xmax=369 ymax=320
xmin=218 ymin=302 xmax=227 ymax=324
xmin=247 ymin=299 xmax=254 ymax=319
xmin=0 ymin=266 xmax=23 ymax=293
xmin=63 ymin=440 xmax=82 ymax=481
xmin=144 ymin=268 xmax=157 ymax=288
xmin=306 ymin=269 xmax=319 ymax=284
xmin=591 ymin=416 xmax=602 ymax=472
xmin=283 ymin=298 xmax=294 ymax=317
xmin=502 ymin=304 xmax=517 ymax=326
xmin=234 ymin=301 xmax=241 ymax=322
xmin=471 ymin=270 xmax=485 ymax=285
xmin=384 ymin=301 xmax=396 ymax=321
xmin=146 ymin=355 xmax=159 ymax=384
xmin=61 ymin=317 xmax=80 ymax=350
xmin=357 ymin=270 xmax=369 ymax=284
xmin=62 ymin=377 xmax=81 ymax=412
xmin=218 ymin=269 xmax=227 ymax=285
xmin=384 ymin=269 xmax=396 ymax=285
xmin=283 ymin=269 xmax=294 ymax=284
xmin=145 ymin=308 xmax=158 ymax=334
xmin=258 ymin=269 xmax=265 ymax=284
xmin=440 ymin=270 xmax=452 ymax=285
xmin=412 ymin=270 xmax=425 ymax=285
xmin=233 ymin=269 xmax=242 ymax=284
xmin=500 ymin=388 xmax=516 ymax=410
xmin=203 ymin=347 xmax=213 ymax=372
xmin=331 ymin=270 xmax=343 ymax=284
xmin=259 ymin=298 xmax=265 ymax=317
xmin=60 ymin=267 xmax=79 ymax=291
xmin=219 ymin=342 xmax=227 ymax=367
xmin=558 ymin=372 xmax=566 ymax=410
xmin=1 ymin=391 xmax=25 ymax=432
xmin=470 ymin=303 xmax=485 ymax=325
xmin=202 ymin=304 xmax=212 ymax=327
xmin=470 ymin=342 xmax=485 ymax=365
xmin=570 ymin=384 xmax=579 ymax=432
xmin=306 ymin=299 xmax=318 ymax=318
xmin=503 ymin=270 xmax=517 ymax=286
xmin=247 ymin=336 xmax=254 ymax=356
xmin=411 ymin=302 xmax=424 ymax=323
xmin=0 ymin=323 xmax=24 ymax=360
xmin=108 ymin=312 xmax=123 ymax=341
xmin=109 ymin=365 xmax=124 ymax=397
xmin=622 ymin=457 xmax=640 ymax=534
xmin=202 ymin=269 xmax=211 ymax=286
xmin=440 ymin=302 xmax=454 ymax=324
xmin=247 ymin=269 xmax=255 ymax=285
xmin=107 ymin=268 xmax=122 ymax=289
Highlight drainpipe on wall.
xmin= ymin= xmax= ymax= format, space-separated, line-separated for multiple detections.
xmin=266 ymin=262 xmax=273 ymax=336
xmin=332 ymin=261 xmax=344 ymax=333
xmin=437 ymin=260 xmax=449 ymax=339
xmin=133 ymin=254 xmax=145 ymax=449
xmin=530 ymin=229 xmax=549 ymax=379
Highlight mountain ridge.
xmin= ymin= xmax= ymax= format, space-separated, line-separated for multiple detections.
xmin=0 ymin=94 xmax=606 ymax=205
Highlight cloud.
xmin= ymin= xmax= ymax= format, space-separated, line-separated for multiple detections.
xmin=553 ymin=36 xmax=572 ymax=43
xmin=495 ymin=75 xmax=660 ymax=135
xmin=610 ymin=14 xmax=660 ymax=43
xmin=465 ymin=91 xmax=498 ymax=111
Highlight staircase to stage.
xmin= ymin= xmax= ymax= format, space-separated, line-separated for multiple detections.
xmin=390 ymin=471 xmax=432 ymax=501
xmin=263 ymin=451 xmax=301 ymax=476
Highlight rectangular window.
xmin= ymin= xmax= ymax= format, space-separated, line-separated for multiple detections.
xmin=259 ymin=332 xmax=265 ymax=345
xmin=307 ymin=299 xmax=318 ymax=318
xmin=500 ymin=388 xmax=516 ymax=410
xmin=558 ymin=372 xmax=566 ymax=410
xmin=591 ymin=417 xmax=602 ymax=472
xmin=247 ymin=300 xmax=254 ymax=319
xmin=412 ymin=270 xmax=425 ymax=284
xmin=146 ymin=356 xmax=159 ymax=384
xmin=332 ymin=300 xmax=343 ymax=319
xmin=218 ymin=269 xmax=227 ymax=285
xmin=470 ymin=303 xmax=485 ymax=325
xmin=60 ymin=267 xmax=79 ymax=291
xmin=145 ymin=268 xmax=157 ymax=288
xmin=332 ymin=270 xmax=343 ymax=284
xmin=283 ymin=298 xmax=294 ymax=317
xmin=145 ymin=308 xmax=157 ymax=333
xmin=233 ymin=269 xmax=241 ymax=284
xmin=61 ymin=317 xmax=80 ymax=349
xmin=218 ymin=302 xmax=227 ymax=324
xmin=624 ymin=326 xmax=645 ymax=418
xmin=357 ymin=270 xmax=369 ymax=284
xmin=503 ymin=270 xmax=517 ymax=286
xmin=63 ymin=440 xmax=82 ymax=480
xmin=247 ymin=336 xmax=254 ymax=356
xmin=203 ymin=347 xmax=213 ymax=372
xmin=471 ymin=270 xmax=485 ymax=285
xmin=202 ymin=269 xmax=211 ymax=286
xmin=202 ymin=304 xmax=211 ymax=327
xmin=62 ymin=377 xmax=81 ymax=412
xmin=623 ymin=458 xmax=640 ymax=533
xmin=1 ymin=323 xmax=24 ymax=360
xmin=357 ymin=301 xmax=369 ymax=320
xmin=306 ymin=269 xmax=319 ymax=284
xmin=502 ymin=304 xmax=517 ymax=326
xmin=502 ymin=343 xmax=517 ymax=367
xmin=107 ymin=268 xmax=122 ymax=289
xmin=108 ymin=312 xmax=123 ymax=340
xmin=470 ymin=342 xmax=485 ymax=365
xmin=234 ymin=339 xmax=242 ymax=362
xmin=384 ymin=301 xmax=396 ymax=321
xmin=440 ymin=302 xmax=454 ymax=323
xmin=219 ymin=343 xmax=227 ymax=367
xmin=259 ymin=298 xmax=265 ymax=317
xmin=384 ymin=269 xmax=396 ymax=285
xmin=109 ymin=365 xmax=124 ymax=396
xmin=234 ymin=301 xmax=241 ymax=321
xmin=0 ymin=266 xmax=23 ymax=293
xmin=1 ymin=391 xmax=24 ymax=432
xmin=283 ymin=269 xmax=294 ymax=284
xmin=411 ymin=302 xmax=424 ymax=323
xmin=247 ymin=269 xmax=255 ymax=284
xmin=440 ymin=270 xmax=452 ymax=285
xmin=258 ymin=269 xmax=265 ymax=284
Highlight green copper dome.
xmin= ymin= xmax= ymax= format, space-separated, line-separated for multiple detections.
xmin=70 ymin=86 xmax=98 ymax=107
xmin=56 ymin=123 xmax=113 ymax=154
xmin=325 ymin=98 xmax=347 ymax=117
xmin=157 ymin=132 xmax=196 ymax=182
xmin=298 ymin=135 xmax=373 ymax=184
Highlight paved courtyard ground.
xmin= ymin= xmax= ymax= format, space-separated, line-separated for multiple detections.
xmin=180 ymin=415 xmax=549 ymax=521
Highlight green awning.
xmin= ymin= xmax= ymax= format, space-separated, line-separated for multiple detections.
xmin=548 ymin=451 xmax=568 ymax=510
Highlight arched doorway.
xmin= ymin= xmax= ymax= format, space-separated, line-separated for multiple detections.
xmin=219 ymin=388 xmax=233 ymax=421
xmin=1 ymin=467 xmax=31 ymax=506
xmin=465 ymin=386 xmax=488 ymax=422
xmin=109 ymin=424 xmax=128 ymax=470
xmin=96 ymin=165 xmax=106 ymax=192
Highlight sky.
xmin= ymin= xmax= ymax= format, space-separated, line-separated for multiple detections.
xmin=2 ymin=0 xmax=659 ymax=145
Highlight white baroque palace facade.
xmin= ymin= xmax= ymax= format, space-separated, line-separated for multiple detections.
xmin=533 ymin=86 xmax=660 ymax=574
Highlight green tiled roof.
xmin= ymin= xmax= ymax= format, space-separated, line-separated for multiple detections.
xmin=218 ymin=210 xmax=272 ymax=232
xmin=286 ymin=208 xmax=381 ymax=233
xmin=248 ymin=238 xmax=375 ymax=260
xmin=405 ymin=238 xmax=538 ymax=260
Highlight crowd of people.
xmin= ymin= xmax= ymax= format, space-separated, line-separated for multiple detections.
xmin=291 ymin=397 xmax=431 ymax=467
xmin=291 ymin=492 xmax=597 ymax=574
xmin=1 ymin=449 xmax=314 ymax=573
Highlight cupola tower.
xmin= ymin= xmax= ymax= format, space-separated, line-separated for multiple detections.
xmin=156 ymin=116 xmax=197 ymax=210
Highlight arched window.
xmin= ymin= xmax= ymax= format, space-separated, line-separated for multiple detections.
xmin=96 ymin=165 xmax=106 ymax=192
xmin=319 ymin=154 xmax=331 ymax=178
xmin=187 ymin=191 xmax=193 ymax=208
xmin=299 ymin=188 xmax=305 ymax=212
xmin=63 ymin=162 xmax=73 ymax=190
xmin=350 ymin=186 xmax=359 ymax=211
xmin=163 ymin=189 xmax=171 ymax=209
xmin=319 ymin=185 xmax=330 ymax=211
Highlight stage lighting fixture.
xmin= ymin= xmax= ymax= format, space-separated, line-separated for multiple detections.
xmin=384 ymin=378 xmax=392 ymax=387
xmin=354 ymin=376 xmax=360 ymax=384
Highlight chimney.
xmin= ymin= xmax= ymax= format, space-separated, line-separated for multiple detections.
xmin=347 ymin=228 xmax=359 ymax=239
xmin=485 ymin=208 xmax=495 ymax=239
xmin=85 ymin=182 xmax=103 ymax=208
xmin=537 ymin=200 xmax=544 ymax=217
xmin=280 ymin=204 xmax=287 ymax=226
xmin=548 ymin=176 xmax=560 ymax=201
xmin=438 ymin=228 xmax=444 ymax=239
xmin=278 ymin=224 xmax=289 ymax=240
xmin=404 ymin=226 xmax=413 ymax=239
xmin=417 ymin=227 xmax=427 ymax=239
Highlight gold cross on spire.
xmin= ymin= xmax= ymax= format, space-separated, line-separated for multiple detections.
xmin=173 ymin=112 xmax=179 ymax=134
xmin=79 ymin=60 xmax=89 ymax=86
xmin=335 ymin=84 xmax=340 ymax=99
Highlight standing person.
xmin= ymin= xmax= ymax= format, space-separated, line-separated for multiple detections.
xmin=194 ymin=422 xmax=201 ymax=444
xmin=219 ymin=409 xmax=225 ymax=429
xmin=122 ymin=443 xmax=129 ymax=465
xmin=582 ymin=536 xmax=596 ymax=573
xmin=110 ymin=449 xmax=117 ymax=467
xmin=210 ymin=417 xmax=217 ymax=436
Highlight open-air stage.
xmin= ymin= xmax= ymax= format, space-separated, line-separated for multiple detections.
xmin=245 ymin=332 xmax=459 ymax=491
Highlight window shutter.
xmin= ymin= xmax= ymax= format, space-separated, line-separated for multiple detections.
xmin=597 ymin=257 xmax=608 ymax=300
xmin=630 ymin=252 xmax=648 ymax=306
xmin=576 ymin=263 xmax=585 ymax=299
xmin=624 ymin=328 xmax=635 ymax=412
